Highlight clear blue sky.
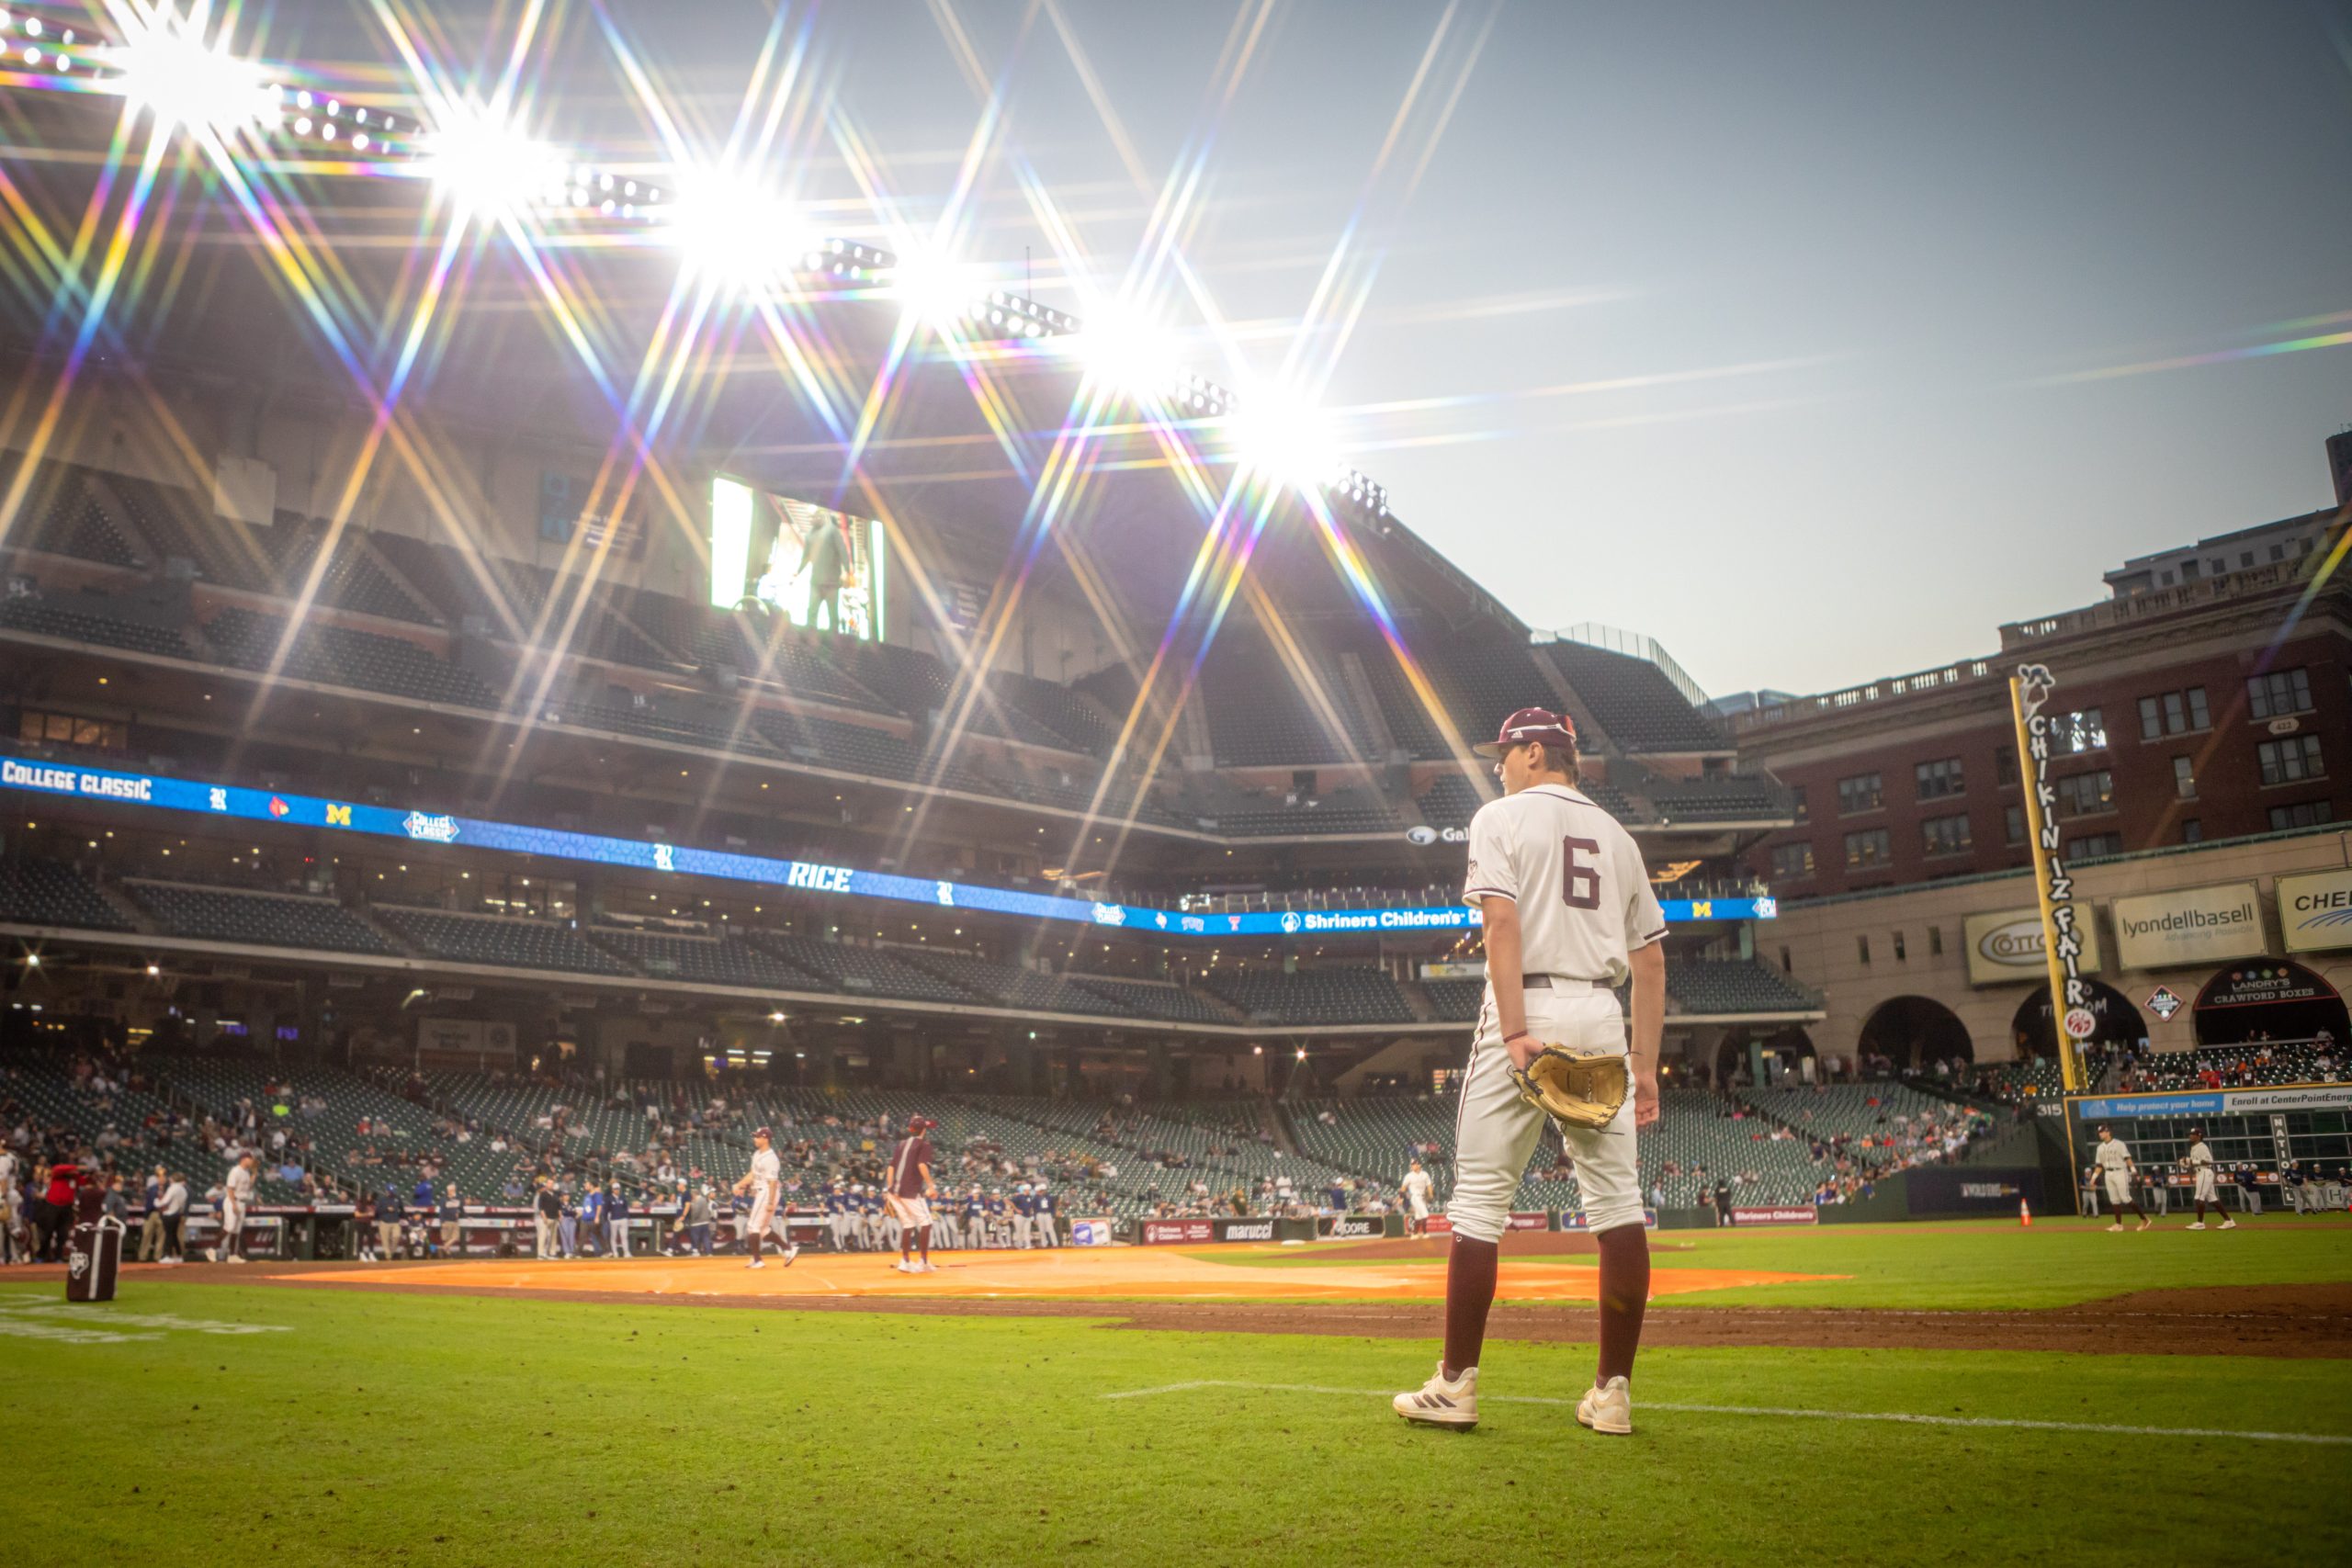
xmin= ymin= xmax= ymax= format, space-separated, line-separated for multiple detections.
xmin=609 ymin=1 xmax=2352 ymax=696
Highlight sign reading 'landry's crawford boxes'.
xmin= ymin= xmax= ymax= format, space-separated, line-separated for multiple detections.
xmin=1963 ymin=908 xmax=2106 ymax=987
xmin=2109 ymin=882 xmax=2266 ymax=970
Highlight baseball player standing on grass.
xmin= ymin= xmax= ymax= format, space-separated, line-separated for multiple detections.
xmin=1395 ymin=709 xmax=1665 ymax=1437
xmin=2092 ymin=1125 xmax=2152 ymax=1232
xmin=2183 ymin=1129 xmax=2238 ymax=1230
xmin=1400 ymin=1159 xmax=1434 ymax=1237
xmin=888 ymin=1115 xmax=939 ymax=1274
xmin=731 ymin=1128 xmax=800 ymax=1269
xmin=209 ymin=1152 xmax=256 ymax=1265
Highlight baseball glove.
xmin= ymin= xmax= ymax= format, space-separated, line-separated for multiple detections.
xmin=1507 ymin=1046 xmax=1630 ymax=1133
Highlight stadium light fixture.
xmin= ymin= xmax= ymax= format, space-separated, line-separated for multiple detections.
xmin=417 ymin=99 xmax=565 ymax=223
xmin=1227 ymin=381 xmax=1340 ymax=491
xmin=663 ymin=164 xmax=803 ymax=291
xmin=105 ymin=9 xmax=278 ymax=138
xmin=888 ymin=244 xmax=981 ymax=330
xmin=1068 ymin=301 xmax=1180 ymax=399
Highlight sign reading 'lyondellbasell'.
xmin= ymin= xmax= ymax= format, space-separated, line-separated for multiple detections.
xmin=1963 ymin=908 xmax=2105 ymax=987
xmin=2277 ymin=868 xmax=2352 ymax=954
xmin=2110 ymin=882 xmax=2266 ymax=970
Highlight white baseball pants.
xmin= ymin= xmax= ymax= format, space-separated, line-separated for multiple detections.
xmin=1451 ymin=981 xmax=1642 ymax=1243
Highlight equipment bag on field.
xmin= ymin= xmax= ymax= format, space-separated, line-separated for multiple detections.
xmin=66 ymin=1213 xmax=125 ymax=1303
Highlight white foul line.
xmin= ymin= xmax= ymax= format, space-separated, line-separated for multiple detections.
xmin=1099 ymin=1381 xmax=2352 ymax=1446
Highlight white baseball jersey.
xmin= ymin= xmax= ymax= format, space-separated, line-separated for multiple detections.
xmin=750 ymin=1148 xmax=782 ymax=1198
xmin=1400 ymin=1169 xmax=1433 ymax=1210
xmin=224 ymin=1164 xmax=255 ymax=1206
xmin=1464 ymin=784 xmax=1666 ymax=986
xmin=2187 ymin=1140 xmax=2216 ymax=1174
xmin=2093 ymin=1140 xmax=2132 ymax=1179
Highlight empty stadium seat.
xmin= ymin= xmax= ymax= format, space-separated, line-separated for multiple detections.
xmin=129 ymin=880 xmax=394 ymax=954
xmin=1202 ymin=967 xmax=1414 ymax=1025
xmin=1543 ymin=642 xmax=1728 ymax=753
xmin=376 ymin=906 xmax=631 ymax=975
xmin=205 ymin=607 xmax=499 ymax=708
xmin=0 ymin=858 xmax=136 ymax=931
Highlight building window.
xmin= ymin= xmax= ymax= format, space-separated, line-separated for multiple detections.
xmin=2004 ymin=805 xmax=2025 ymax=846
xmin=1915 ymin=757 xmax=1965 ymax=800
xmin=1893 ymin=931 xmax=1907 ymax=962
xmin=1858 ymin=934 xmax=1871 ymax=964
xmin=2139 ymin=687 xmax=2209 ymax=739
xmin=17 ymin=710 xmax=130 ymax=751
xmin=1837 ymin=773 xmax=1883 ymax=815
xmin=2269 ymin=800 xmax=2333 ymax=831
xmin=1921 ymin=814 xmax=1973 ymax=857
xmin=1928 ymin=926 xmax=1944 ymax=956
xmin=2056 ymin=770 xmax=2115 ymax=817
xmin=1995 ymin=743 xmax=2017 ymax=784
xmin=2247 ymin=669 xmax=2312 ymax=719
xmin=2073 ymin=831 xmax=2122 ymax=858
xmin=1843 ymin=828 xmax=1892 ymax=869
xmin=1780 ymin=945 xmax=1792 ymax=972
xmin=1770 ymin=841 xmax=1815 ymax=879
xmin=2173 ymin=756 xmax=2197 ymax=799
xmin=2053 ymin=708 xmax=2107 ymax=753
xmin=2182 ymin=818 xmax=2202 ymax=844
xmin=2256 ymin=735 xmax=2324 ymax=786
xmin=1791 ymin=784 xmax=1808 ymax=824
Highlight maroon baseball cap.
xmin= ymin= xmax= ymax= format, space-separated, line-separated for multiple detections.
xmin=908 ymin=1115 xmax=936 ymax=1133
xmin=1473 ymin=706 xmax=1577 ymax=757
xmin=753 ymin=1125 xmax=773 ymax=1141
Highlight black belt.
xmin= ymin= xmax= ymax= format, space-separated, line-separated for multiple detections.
xmin=1520 ymin=975 xmax=1595 ymax=988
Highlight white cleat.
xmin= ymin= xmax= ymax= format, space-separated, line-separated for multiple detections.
xmin=205 ymin=1247 xmax=220 ymax=1263
xmin=895 ymin=1259 xmax=920 ymax=1274
xmin=2105 ymin=1223 xmax=2124 ymax=1233
xmin=2137 ymin=1219 xmax=2154 ymax=1232
xmin=223 ymin=1255 xmax=246 ymax=1265
xmin=2221 ymin=1219 xmax=2238 ymax=1230
xmin=1393 ymin=1360 xmax=1477 ymax=1429
xmin=783 ymin=1245 xmax=799 ymax=1266
xmin=745 ymin=1258 xmax=766 ymax=1269
xmin=1577 ymin=1375 xmax=1634 ymax=1436
xmin=2187 ymin=1222 xmax=2206 ymax=1230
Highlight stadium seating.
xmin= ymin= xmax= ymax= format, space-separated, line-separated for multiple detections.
xmin=0 ymin=858 xmax=135 ymax=931
xmin=0 ymin=594 xmax=195 ymax=659
xmin=588 ymin=926 xmax=819 ymax=991
xmin=743 ymin=933 xmax=978 ymax=1005
xmin=1212 ymin=790 xmax=1399 ymax=836
xmin=3 ymin=460 xmax=141 ymax=567
xmin=1415 ymin=773 xmax=1490 ymax=828
xmin=1420 ymin=977 xmax=1484 ymax=1021
xmin=375 ymin=906 xmax=632 ymax=976
xmin=128 ymin=880 xmax=395 ymax=954
xmin=1202 ymin=967 xmax=1415 ymax=1025
xmin=1666 ymin=961 xmax=1821 ymax=1015
xmin=1201 ymin=637 xmax=1374 ymax=766
xmin=1541 ymin=642 xmax=1728 ymax=753
xmin=2127 ymin=1041 xmax=2335 ymax=1090
xmin=0 ymin=1052 xmax=180 ymax=1163
xmin=263 ymin=516 xmax=438 ymax=625
xmin=1642 ymin=773 xmax=1792 ymax=823
xmin=899 ymin=950 xmax=1099 ymax=1015
xmin=204 ymin=607 xmax=500 ymax=708
xmin=99 ymin=473 xmax=275 ymax=592
xmin=1064 ymin=975 xmax=1237 ymax=1025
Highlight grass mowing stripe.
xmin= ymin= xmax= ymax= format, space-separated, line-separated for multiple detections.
xmin=1101 ymin=1380 xmax=2352 ymax=1444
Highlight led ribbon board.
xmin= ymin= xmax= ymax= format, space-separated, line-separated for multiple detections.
xmin=0 ymin=754 xmax=1771 ymax=938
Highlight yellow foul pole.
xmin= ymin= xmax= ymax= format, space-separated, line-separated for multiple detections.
xmin=2008 ymin=670 xmax=2081 ymax=1094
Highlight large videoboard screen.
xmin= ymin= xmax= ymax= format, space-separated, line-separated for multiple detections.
xmin=709 ymin=476 xmax=886 ymax=641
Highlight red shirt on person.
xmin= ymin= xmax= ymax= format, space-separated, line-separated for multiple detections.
xmin=45 ymin=1164 xmax=82 ymax=1207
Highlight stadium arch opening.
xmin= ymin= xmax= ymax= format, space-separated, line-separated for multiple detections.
xmin=2189 ymin=960 xmax=2349 ymax=1050
xmin=1855 ymin=995 xmax=1973 ymax=1071
xmin=2009 ymin=979 xmax=2145 ymax=1059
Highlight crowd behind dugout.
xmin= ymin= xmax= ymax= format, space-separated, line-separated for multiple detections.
xmin=0 ymin=1048 xmax=1413 ymax=1262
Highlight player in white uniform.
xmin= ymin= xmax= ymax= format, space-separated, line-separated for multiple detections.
xmin=2183 ymin=1128 xmax=2237 ymax=1230
xmin=1400 ymin=1159 xmax=1435 ymax=1237
xmin=729 ymin=1127 xmax=798 ymax=1269
xmin=209 ymin=1153 xmax=257 ymax=1264
xmin=2091 ymin=1125 xmax=2151 ymax=1231
xmin=1395 ymin=709 xmax=1666 ymax=1437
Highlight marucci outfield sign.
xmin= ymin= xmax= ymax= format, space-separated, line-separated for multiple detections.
xmin=2109 ymin=882 xmax=2266 ymax=971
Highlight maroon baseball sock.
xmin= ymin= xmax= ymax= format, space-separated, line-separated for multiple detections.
xmin=748 ymin=1232 xmax=763 ymax=1261
xmin=1595 ymin=1224 xmax=1650 ymax=1383
xmin=918 ymin=1224 xmax=932 ymax=1263
xmin=1441 ymin=1235 xmax=1499 ymax=1379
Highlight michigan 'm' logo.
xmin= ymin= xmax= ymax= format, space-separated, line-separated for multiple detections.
xmin=326 ymin=804 xmax=352 ymax=826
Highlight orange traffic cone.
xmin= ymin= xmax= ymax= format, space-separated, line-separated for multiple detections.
xmin=2019 ymin=1198 xmax=2032 ymax=1228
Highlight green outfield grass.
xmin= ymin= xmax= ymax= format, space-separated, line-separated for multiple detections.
xmin=4 ymin=1218 xmax=2349 ymax=1567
